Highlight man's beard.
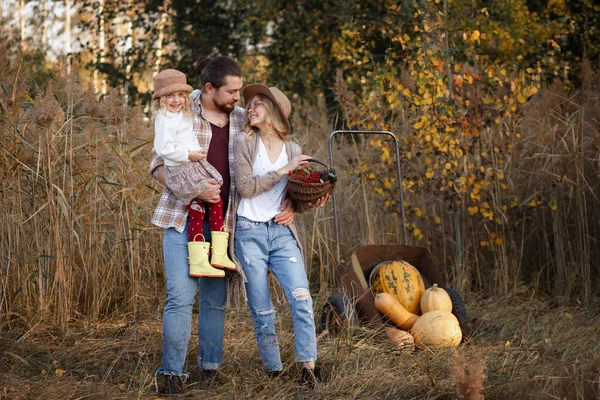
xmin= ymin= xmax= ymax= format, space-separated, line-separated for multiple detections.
xmin=215 ymin=99 xmax=235 ymax=114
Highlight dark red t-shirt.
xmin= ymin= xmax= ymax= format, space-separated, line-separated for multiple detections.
xmin=205 ymin=123 xmax=230 ymax=218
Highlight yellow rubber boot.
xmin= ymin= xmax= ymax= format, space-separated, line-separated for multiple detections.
xmin=188 ymin=240 xmax=224 ymax=278
xmin=210 ymin=230 xmax=236 ymax=270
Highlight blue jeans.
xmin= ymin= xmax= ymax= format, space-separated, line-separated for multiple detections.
xmin=234 ymin=216 xmax=317 ymax=372
xmin=157 ymin=221 xmax=226 ymax=377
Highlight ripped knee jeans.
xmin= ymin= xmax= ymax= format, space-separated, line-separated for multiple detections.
xmin=234 ymin=216 xmax=317 ymax=371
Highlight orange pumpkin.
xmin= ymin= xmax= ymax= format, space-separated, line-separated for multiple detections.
xmin=370 ymin=260 xmax=425 ymax=314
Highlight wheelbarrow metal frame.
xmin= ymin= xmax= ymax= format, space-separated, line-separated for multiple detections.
xmin=328 ymin=130 xmax=408 ymax=262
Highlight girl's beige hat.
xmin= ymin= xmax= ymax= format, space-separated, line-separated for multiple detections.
xmin=243 ymin=84 xmax=291 ymax=132
xmin=153 ymin=69 xmax=193 ymax=100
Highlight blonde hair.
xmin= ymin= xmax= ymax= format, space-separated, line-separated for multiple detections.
xmin=151 ymin=92 xmax=193 ymax=120
xmin=244 ymin=94 xmax=289 ymax=140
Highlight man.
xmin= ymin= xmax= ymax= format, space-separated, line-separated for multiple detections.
xmin=150 ymin=56 xmax=295 ymax=394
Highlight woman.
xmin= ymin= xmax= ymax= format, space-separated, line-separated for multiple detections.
xmin=232 ymin=84 xmax=323 ymax=385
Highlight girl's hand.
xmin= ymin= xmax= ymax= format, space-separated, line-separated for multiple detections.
xmin=188 ymin=149 xmax=207 ymax=162
xmin=278 ymin=155 xmax=312 ymax=177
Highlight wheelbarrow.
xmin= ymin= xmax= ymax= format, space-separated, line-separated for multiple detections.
xmin=318 ymin=130 xmax=469 ymax=337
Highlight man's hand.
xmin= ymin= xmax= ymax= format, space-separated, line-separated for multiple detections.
xmin=274 ymin=198 xmax=295 ymax=226
xmin=196 ymin=179 xmax=221 ymax=203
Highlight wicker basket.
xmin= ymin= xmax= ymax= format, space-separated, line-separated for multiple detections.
xmin=287 ymin=159 xmax=336 ymax=204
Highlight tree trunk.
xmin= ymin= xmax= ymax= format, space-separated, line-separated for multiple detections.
xmin=64 ymin=0 xmax=72 ymax=71
xmin=121 ymin=0 xmax=135 ymax=104
xmin=93 ymin=0 xmax=107 ymax=95
xmin=154 ymin=0 xmax=171 ymax=76
xmin=19 ymin=0 xmax=27 ymax=51
xmin=41 ymin=0 xmax=48 ymax=52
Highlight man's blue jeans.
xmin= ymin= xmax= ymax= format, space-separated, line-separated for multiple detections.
xmin=157 ymin=222 xmax=226 ymax=376
xmin=234 ymin=216 xmax=317 ymax=372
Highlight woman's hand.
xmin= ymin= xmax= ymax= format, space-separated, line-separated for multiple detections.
xmin=188 ymin=149 xmax=207 ymax=162
xmin=278 ymin=154 xmax=312 ymax=177
xmin=307 ymin=193 xmax=330 ymax=209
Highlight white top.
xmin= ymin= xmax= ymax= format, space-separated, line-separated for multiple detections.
xmin=153 ymin=109 xmax=201 ymax=166
xmin=237 ymin=139 xmax=289 ymax=222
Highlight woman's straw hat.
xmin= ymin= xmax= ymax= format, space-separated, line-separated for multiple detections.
xmin=243 ymin=84 xmax=291 ymax=132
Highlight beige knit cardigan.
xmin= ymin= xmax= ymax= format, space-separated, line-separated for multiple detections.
xmin=230 ymin=130 xmax=306 ymax=278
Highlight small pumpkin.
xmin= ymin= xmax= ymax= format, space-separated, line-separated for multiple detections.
xmin=420 ymin=283 xmax=453 ymax=313
xmin=370 ymin=260 xmax=425 ymax=314
xmin=385 ymin=327 xmax=415 ymax=352
xmin=374 ymin=292 xmax=419 ymax=330
xmin=410 ymin=310 xmax=462 ymax=348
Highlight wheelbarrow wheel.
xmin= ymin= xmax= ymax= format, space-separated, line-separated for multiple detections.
xmin=445 ymin=288 xmax=471 ymax=339
xmin=318 ymin=293 xmax=358 ymax=335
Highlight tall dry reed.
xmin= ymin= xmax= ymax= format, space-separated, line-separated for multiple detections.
xmin=0 ymin=54 xmax=161 ymax=329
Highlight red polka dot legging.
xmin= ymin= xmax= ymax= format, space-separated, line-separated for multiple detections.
xmin=188 ymin=198 xmax=224 ymax=242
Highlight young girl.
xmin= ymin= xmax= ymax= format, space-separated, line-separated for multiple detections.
xmin=152 ymin=68 xmax=235 ymax=277
xmin=233 ymin=84 xmax=324 ymax=386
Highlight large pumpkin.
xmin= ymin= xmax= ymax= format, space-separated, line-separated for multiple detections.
xmin=410 ymin=310 xmax=462 ymax=348
xmin=370 ymin=260 xmax=425 ymax=314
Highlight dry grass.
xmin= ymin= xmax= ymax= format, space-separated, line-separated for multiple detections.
xmin=1 ymin=295 xmax=599 ymax=399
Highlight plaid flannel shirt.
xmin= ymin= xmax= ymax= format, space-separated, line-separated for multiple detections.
xmin=150 ymin=91 xmax=247 ymax=233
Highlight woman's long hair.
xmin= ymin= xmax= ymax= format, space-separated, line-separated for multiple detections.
xmin=243 ymin=94 xmax=289 ymax=140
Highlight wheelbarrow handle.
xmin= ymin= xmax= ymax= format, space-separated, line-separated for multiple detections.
xmin=327 ymin=130 xmax=408 ymax=264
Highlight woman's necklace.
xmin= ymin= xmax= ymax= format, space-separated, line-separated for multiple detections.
xmin=262 ymin=131 xmax=278 ymax=151
xmin=264 ymin=136 xmax=274 ymax=150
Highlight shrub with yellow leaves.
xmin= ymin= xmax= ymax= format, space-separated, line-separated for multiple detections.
xmin=331 ymin=0 xmax=592 ymax=297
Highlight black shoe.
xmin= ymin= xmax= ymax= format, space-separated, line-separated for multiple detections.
xmin=267 ymin=369 xmax=285 ymax=379
xmin=157 ymin=374 xmax=185 ymax=395
xmin=299 ymin=367 xmax=322 ymax=388
xmin=198 ymin=369 xmax=217 ymax=386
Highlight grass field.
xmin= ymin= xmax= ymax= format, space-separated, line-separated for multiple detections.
xmin=2 ymin=291 xmax=599 ymax=399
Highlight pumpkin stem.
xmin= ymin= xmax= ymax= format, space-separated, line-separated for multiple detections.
xmin=432 ymin=283 xmax=438 ymax=290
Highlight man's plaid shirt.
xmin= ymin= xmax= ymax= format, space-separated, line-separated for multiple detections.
xmin=150 ymin=91 xmax=247 ymax=233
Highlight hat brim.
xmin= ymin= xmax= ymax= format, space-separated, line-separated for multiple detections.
xmin=243 ymin=84 xmax=290 ymax=132
xmin=153 ymin=84 xmax=193 ymax=100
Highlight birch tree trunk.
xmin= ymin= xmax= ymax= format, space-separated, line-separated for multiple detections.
xmin=121 ymin=0 xmax=135 ymax=104
xmin=19 ymin=0 xmax=27 ymax=51
xmin=41 ymin=0 xmax=49 ymax=52
xmin=93 ymin=0 xmax=107 ymax=95
xmin=64 ymin=0 xmax=72 ymax=71
xmin=154 ymin=0 xmax=171 ymax=76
